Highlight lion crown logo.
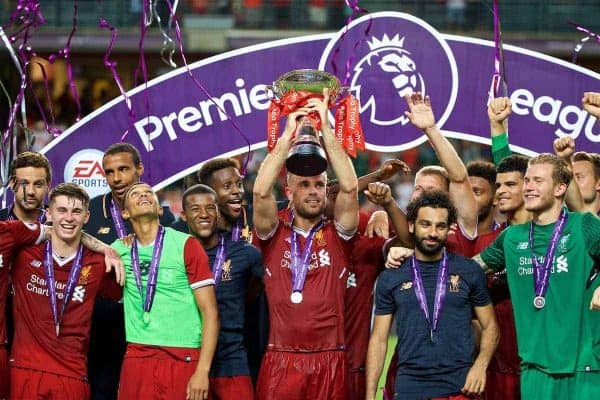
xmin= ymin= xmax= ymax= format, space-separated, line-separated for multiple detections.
xmin=350 ymin=34 xmax=425 ymax=126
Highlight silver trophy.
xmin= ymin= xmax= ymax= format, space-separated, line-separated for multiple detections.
xmin=268 ymin=69 xmax=346 ymax=177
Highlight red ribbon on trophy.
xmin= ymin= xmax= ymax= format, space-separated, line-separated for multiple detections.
xmin=267 ymin=70 xmax=364 ymax=157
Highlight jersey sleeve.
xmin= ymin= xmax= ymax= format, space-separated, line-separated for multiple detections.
xmin=491 ymin=132 xmax=512 ymax=166
xmin=582 ymin=212 xmax=600 ymax=262
xmin=6 ymin=220 xmax=43 ymax=247
xmin=248 ymin=245 xmax=265 ymax=279
xmin=374 ymin=271 xmax=395 ymax=316
xmin=480 ymin=229 xmax=508 ymax=272
xmin=468 ymin=260 xmax=492 ymax=307
xmin=183 ymin=237 xmax=215 ymax=289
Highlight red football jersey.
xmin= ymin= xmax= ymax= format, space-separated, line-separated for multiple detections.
xmin=256 ymin=216 xmax=352 ymax=352
xmin=0 ymin=221 xmax=42 ymax=345
xmin=344 ymin=231 xmax=385 ymax=369
xmin=10 ymin=243 xmax=116 ymax=380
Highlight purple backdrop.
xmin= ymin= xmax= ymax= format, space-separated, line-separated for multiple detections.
xmin=41 ymin=12 xmax=600 ymax=198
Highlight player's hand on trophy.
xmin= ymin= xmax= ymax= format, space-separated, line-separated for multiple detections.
xmin=365 ymin=210 xmax=389 ymax=239
xmin=385 ymin=246 xmax=414 ymax=269
xmin=305 ymin=88 xmax=331 ymax=127
xmin=377 ymin=159 xmax=411 ymax=181
xmin=283 ymin=107 xmax=311 ymax=138
xmin=582 ymin=92 xmax=600 ymax=118
xmin=404 ymin=91 xmax=436 ymax=130
xmin=488 ymin=97 xmax=512 ymax=123
xmin=590 ymin=286 xmax=600 ymax=311
xmin=553 ymin=136 xmax=575 ymax=160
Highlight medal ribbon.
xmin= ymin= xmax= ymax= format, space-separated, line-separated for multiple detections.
xmin=131 ymin=225 xmax=165 ymax=313
xmin=290 ymin=214 xmax=324 ymax=294
xmin=44 ymin=241 xmax=84 ymax=336
xmin=410 ymin=249 xmax=448 ymax=340
xmin=529 ymin=209 xmax=568 ymax=299
xmin=212 ymin=235 xmax=226 ymax=285
xmin=109 ymin=197 xmax=127 ymax=239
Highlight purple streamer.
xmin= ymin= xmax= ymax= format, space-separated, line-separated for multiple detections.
xmin=330 ymin=0 xmax=372 ymax=87
xmin=163 ymin=0 xmax=252 ymax=174
xmin=29 ymin=61 xmax=61 ymax=136
xmin=99 ymin=18 xmax=137 ymax=140
xmin=489 ymin=0 xmax=508 ymax=100
xmin=569 ymin=21 xmax=600 ymax=64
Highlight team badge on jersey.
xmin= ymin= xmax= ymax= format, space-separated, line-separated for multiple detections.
xmin=241 ymin=225 xmax=253 ymax=244
xmin=315 ymin=229 xmax=326 ymax=246
xmin=78 ymin=265 xmax=93 ymax=285
xmin=449 ymin=274 xmax=461 ymax=292
xmin=221 ymin=259 xmax=232 ymax=281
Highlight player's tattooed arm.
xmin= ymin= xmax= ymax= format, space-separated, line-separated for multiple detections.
xmin=472 ymin=253 xmax=497 ymax=274
xmin=81 ymin=232 xmax=125 ymax=285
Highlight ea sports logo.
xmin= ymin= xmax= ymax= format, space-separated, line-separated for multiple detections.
xmin=319 ymin=12 xmax=458 ymax=151
xmin=64 ymin=149 xmax=108 ymax=199
xmin=350 ymin=34 xmax=426 ymax=126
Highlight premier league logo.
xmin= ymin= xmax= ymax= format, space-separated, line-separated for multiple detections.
xmin=319 ymin=12 xmax=458 ymax=151
xmin=350 ymin=34 xmax=425 ymax=126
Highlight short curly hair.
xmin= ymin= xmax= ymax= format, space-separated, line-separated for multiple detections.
xmin=197 ymin=158 xmax=241 ymax=187
xmin=406 ymin=190 xmax=457 ymax=226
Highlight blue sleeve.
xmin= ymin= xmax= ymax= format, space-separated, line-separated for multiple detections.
xmin=468 ymin=261 xmax=492 ymax=307
xmin=374 ymin=271 xmax=395 ymax=315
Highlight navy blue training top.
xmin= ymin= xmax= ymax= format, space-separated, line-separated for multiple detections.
xmin=205 ymin=234 xmax=264 ymax=377
xmin=375 ymin=252 xmax=491 ymax=399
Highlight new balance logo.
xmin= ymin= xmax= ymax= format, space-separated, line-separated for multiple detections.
xmin=517 ymin=242 xmax=529 ymax=250
xmin=347 ymin=272 xmax=357 ymax=288
xmin=0 ymin=254 xmax=3 ymax=268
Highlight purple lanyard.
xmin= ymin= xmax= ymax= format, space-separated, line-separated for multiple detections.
xmin=131 ymin=226 xmax=165 ymax=319
xmin=231 ymin=207 xmax=249 ymax=242
xmin=212 ymin=235 xmax=226 ymax=285
xmin=231 ymin=219 xmax=241 ymax=242
xmin=410 ymin=249 xmax=448 ymax=342
xmin=289 ymin=215 xmax=324 ymax=303
xmin=109 ymin=197 xmax=127 ymax=239
xmin=43 ymin=241 xmax=84 ymax=336
xmin=529 ymin=209 xmax=568 ymax=304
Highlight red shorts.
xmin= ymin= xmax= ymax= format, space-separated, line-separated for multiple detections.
xmin=347 ymin=369 xmax=365 ymax=400
xmin=117 ymin=344 xmax=200 ymax=400
xmin=10 ymin=366 xmax=89 ymax=400
xmin=485 ymin=370 xmax=520 ymax=400
xmin=256 ymin=350 xmax=347 ymax=400
xmin=0 ymin=346 xmax=8 ymax=399
xmin=209 ymin=375 xmax=254 ymax=400
xmin=431 ymin=396 xmax=472 ymax=400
